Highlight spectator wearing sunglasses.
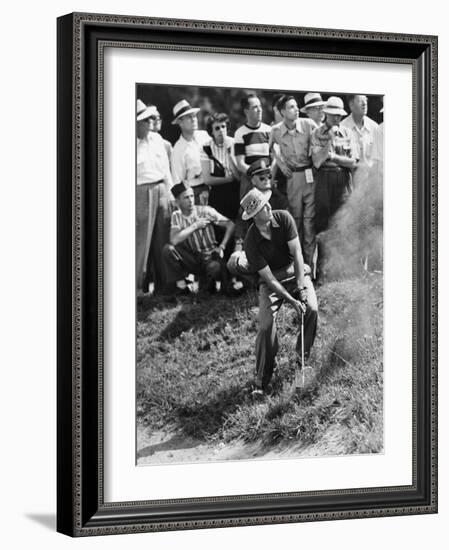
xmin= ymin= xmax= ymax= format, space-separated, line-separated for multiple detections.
xmin=227 ymin=158 xmax=293 ymax=287
xmin=149 ymin=108 xmax=173 ymax=162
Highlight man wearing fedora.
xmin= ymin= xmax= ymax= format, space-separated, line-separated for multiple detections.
xmin=171 ymin=99 xmax=211 ymax=205
xmin=136 ymin=99 xmax=172 ymax=294
xmin=269 ymin=95 xmax=317 ymax=268
xmin=162 ymin=182 xmax=235 ymax=295
xmin=340 ymin=94 xmax=379 ymax=188
xmin=300 ymin=92 xmax=326 ymax=126
xmin=239 ymin=187 xmax=318 ymax=397
xmin=311 ymin=96 xmax=358 ymax=234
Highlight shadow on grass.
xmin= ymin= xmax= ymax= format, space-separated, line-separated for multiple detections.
xmin=174 ymin=382 xmax=253 ymax=440
xmin=156 ymin=294 xmax=255 ymax=342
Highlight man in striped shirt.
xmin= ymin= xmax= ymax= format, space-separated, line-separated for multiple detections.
xmin=234 ymin=93 xmax=272 ymax=247
xmin=234 ymin=93 xmax=272 ymax=199
xmin=162 ymin=182 xmax=235 ymax=294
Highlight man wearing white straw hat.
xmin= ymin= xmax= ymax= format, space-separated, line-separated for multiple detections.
xmin=170 ymin=99 xmax=211 ymax=205
xmin=136 ymin=99 xmax=172 ymax=294
xmin=239 ymin=188 xmax=318 ymax=397
xmin=311 ymin=96 xmax=358 ymax=235
xmin=340 ymin=94 xmax=379 ymax=188
xmin=300 ymin=92 xmax=326 ymax=126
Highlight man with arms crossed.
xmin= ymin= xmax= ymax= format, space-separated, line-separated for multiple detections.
xmin=240 ymin=188 xmax=318 ymax=397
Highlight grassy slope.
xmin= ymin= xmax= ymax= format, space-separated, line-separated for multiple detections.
xmin=137 ymin=274 xmax=383 ymax=458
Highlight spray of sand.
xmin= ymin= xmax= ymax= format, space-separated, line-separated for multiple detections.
xmin=320 ymin=162 xmax=383 ymax=280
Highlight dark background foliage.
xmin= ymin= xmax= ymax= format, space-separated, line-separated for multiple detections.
xmin=136 ymin=83 xmax=383 ymax=144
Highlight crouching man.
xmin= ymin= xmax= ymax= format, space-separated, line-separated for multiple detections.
xmin=235 ymin=188 xmax=318 ymax=396
xmin=162 ymin=182 xmax=235 ymax=295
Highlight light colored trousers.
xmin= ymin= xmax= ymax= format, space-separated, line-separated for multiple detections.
xmin=136 ymin=182 xmax=169 ymax=292
xmin=286 ymin=171 xmax=316 ymax=267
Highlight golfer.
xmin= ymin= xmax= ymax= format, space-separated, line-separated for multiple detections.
xmin=240 ymin=188 xmax=318 ymax=396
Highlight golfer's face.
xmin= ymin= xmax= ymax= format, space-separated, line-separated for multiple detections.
xmin=256 ymin=202 xmax=272 ymax=223
xmin=252 ymin=172 xmax=272 ymax=192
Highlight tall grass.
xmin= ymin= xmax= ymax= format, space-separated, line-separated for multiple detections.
xmin=137 ymin=274 xmax=383 ymax=458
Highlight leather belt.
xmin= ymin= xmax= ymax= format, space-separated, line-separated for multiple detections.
xmin=290 ymin=165 xmax=312 ymax=173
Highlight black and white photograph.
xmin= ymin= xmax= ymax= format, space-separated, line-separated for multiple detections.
xmin=135 ymin=83 xmax=384 ymax=465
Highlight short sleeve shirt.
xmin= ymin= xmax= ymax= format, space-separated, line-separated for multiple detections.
xmin=340 ymin=114 xmax=379 ymax=168
xmin=311 ymin=124 xmax=357 ymax=168
xmin=171 ymin=130 xmax=210 ymax=186
xmin=270 ymin=119 xmax=316 ymax=168
xmin=234 ymin=123 xmax=272 ymax=165
xmin=244 ymin=210 xmax=298 ymax=272
xmin=171 ymin=205 xmax=227 ymax=255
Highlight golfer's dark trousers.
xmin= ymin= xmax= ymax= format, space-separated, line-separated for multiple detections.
xmin=256 ymin=264 xmax=318 ymax=390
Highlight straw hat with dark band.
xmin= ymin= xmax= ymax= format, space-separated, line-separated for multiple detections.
xmin=171 ymin=99 xmax=200 ymax=124
xmin=136 ymin=99 xmax=157 ymax=121
xmin=322 ymin=96 xmax=347 ymax=116
xmin=241 ymin=188 xmax=272 ymax=220
xmin=300 ymin=92 xmax=326 ymax=114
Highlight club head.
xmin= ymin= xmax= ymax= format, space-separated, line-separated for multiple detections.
xmin=294 ymin=366 xmax=314 ymax=391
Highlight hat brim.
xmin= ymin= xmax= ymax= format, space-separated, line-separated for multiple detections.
xmin=322 ymin=108 xmax=347 ymax=116
xmin=171 ymin=107 xmax=201 ymax=125
xmin=300 ymin=101 xmax=326 ymax=113
xmin=250 ymin=168 xmax=271 ymax=178
xmin=241 ymin=190 xmax=272 ymax=221
xmin=137 ymin=107 xmax=157 ymax=121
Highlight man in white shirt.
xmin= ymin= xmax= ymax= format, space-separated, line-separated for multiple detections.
xmin=136 ymin=99 xmax=172 ymax=294
xmin=341 ymin=94 xmax=379 ymax=188
xmin=170 ymin=99 xmax=211 ymax=205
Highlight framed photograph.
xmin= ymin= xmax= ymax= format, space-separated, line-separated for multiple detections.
xmin=57 ymin=12 xmax=437 ymax=536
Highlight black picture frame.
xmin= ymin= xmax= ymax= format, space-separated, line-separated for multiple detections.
xmin=57 ymin=12 xmax=438 ymax=537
